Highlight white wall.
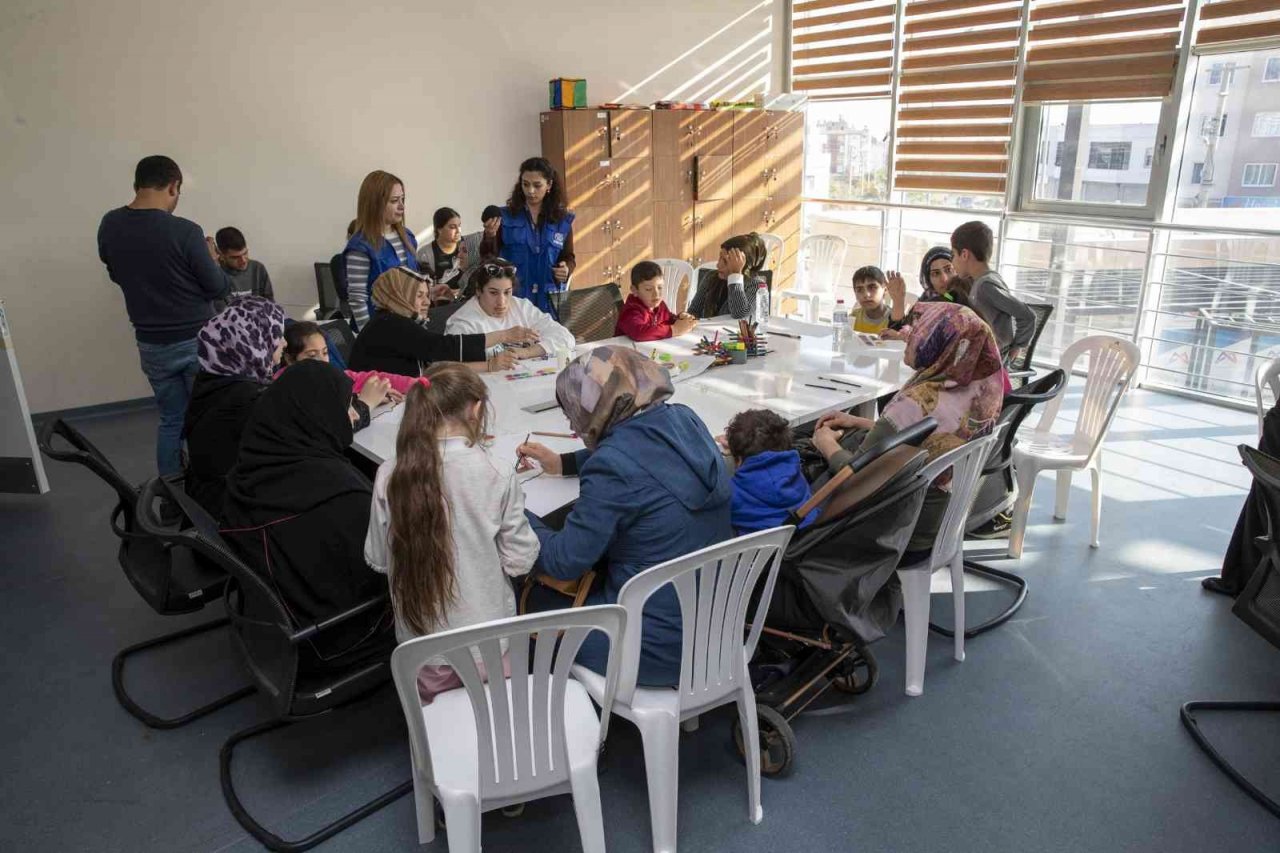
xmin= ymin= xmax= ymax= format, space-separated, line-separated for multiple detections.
xmin=0 ymin=0 xmax=782 ymax=412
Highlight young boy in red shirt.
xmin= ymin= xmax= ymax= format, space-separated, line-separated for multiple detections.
xmin=615 ymin=261 xmax=699 ymax=341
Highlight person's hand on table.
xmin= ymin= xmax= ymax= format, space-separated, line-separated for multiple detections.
xmin=815 ymin=411 xmax=874 ymax=433
xmin=516 ymin=441 xmax=562 ymax=475
xmin=508 ymin=344 xmax=547 ymax=359
xmin=552 ymin=261 xmax=570 ymax=283
xmin=879 ymin=327 xmax=907 ymax=341
xmin=499 ymin=326 xmax=541 ymax=346
xmin=672 ymin=314 xmax=698 ymax=337
xmin=357 ymin=376 xmax=393 ymax=409
xmin=812 ymin=422 xmax=844 ymax=459
xmin=487 ymin=351 xmax=520 ymax=372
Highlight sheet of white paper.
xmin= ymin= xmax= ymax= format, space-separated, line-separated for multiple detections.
xmin=765 ymin=317 xmax=833 ymax=338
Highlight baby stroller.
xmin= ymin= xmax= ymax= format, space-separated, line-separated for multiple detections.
xmin=733 ymin=418 xmax=939 ymax=777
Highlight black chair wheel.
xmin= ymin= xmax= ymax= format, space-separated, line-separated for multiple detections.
xmin=831 ymin=650 xmax=879 ymax=695
xmin=731 ymin=705 xmax=796 ymax=778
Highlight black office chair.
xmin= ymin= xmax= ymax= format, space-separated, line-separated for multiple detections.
xmin=313 ymin=262 xmax=345 ymax=322
xmin=135 ymin=477 xmax=411 ymax=852
xmin=36 ymin=418 xmax=253 ymax=728
xmin=423 ymin=298 xmax=467 ymax=335
xmin=561 ymin=282 xmax=624 ymax=343
xmin=1180 ymin=444 xmax=1280 ymax=819
xmin=316 ymin=318 xmax=356 ymax=366
xmin=929 ymin=369 xmax=1069 ymax=639
xmin=1006 ymin=302 xmax=1054 ymax=387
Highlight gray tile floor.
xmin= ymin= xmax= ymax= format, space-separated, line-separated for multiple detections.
xmin=3 ymin=387 xmax=1278 ymax=852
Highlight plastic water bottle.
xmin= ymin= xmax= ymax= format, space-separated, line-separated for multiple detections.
xmin=831 ymin=298 xmax=849 ymax=348
xmin=755 ymin=282 xmax=771 ymax=328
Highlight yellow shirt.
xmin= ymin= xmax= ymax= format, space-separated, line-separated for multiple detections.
xmin=852 ymin=306 xmax=891 ymax=334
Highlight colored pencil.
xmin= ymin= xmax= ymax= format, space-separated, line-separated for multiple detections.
xmin=804 ymin=383 xmax=847 ymax=393
xmin=819 ymin=376 xmax=864 ymax=389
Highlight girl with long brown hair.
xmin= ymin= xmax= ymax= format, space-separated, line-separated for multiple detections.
xmin=364 ymin=363 xmax=539 ymax=702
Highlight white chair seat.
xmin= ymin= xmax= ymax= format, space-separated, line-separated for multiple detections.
xmin=423 ymin=677 xmax=600 ymax=801
xmin=572 ymin=664 xmax=687 ymax=720
xmin=1013 ymin=430 xmax=1090 ymax=464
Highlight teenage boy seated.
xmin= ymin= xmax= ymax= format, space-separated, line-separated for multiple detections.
xmin=724 ymin=409 xmax=818 ymax=535
xmin=616 ymin=261 xmax=698 ymax=341
xmin=215 ymin=227 xmax=274 ymax=301
xmin=950 ymin=220 xmax=1034 ymax=362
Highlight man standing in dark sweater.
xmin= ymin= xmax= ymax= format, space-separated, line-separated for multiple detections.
xmin=98 ymin=155 xmax=233 ymax=475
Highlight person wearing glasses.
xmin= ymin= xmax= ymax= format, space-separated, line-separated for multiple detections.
xmin=479 ymin=157 xmax=576 ymax=317
xmin=445 ymin=261 xmax=576 ymax=359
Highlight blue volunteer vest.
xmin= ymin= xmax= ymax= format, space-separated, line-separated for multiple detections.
xmin=501 ymin=208 xmax=575 ymax=315
xmin=344 ymin=228 xmax=420 ymax=317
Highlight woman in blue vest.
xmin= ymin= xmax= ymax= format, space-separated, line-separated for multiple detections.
xmin=343 ymin=170 xmax=450 ymax=330
xmin=480 ymin=157 xmax=576 ymax=317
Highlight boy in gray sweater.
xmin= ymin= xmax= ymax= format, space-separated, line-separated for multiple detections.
xmin=950 ymin=220 xmax=1034 ymax=362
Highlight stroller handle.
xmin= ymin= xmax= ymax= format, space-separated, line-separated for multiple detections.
xmin=789 ymin=416 xmax=938 ymax=523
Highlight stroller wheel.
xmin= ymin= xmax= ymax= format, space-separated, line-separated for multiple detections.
xmin=731 ymin=705 xmax=796 ymax=778
xmin=831 ymin=648 xmax=879 ymax=695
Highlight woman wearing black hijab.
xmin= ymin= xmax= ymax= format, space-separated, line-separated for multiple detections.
xmin=222 ymin=360 xmax=391 ymax=669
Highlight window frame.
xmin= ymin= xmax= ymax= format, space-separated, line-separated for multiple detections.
xmin=1264 ymin=56 xmax=1280 ymax=83
xmin=1252 ymin=111 xmax=1280 ymax=138
xmin=1241 ymin=163 xmax=1278 ymax=188
xmin=1014 ymin=98 xmax=1179 ymax=222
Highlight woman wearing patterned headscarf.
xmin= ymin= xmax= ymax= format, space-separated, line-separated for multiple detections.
xmin=515 ymin=346 xmax=733 ymax=687
xmin=812 ymin=301 xmax=1007 ymax=560
xmin=183 ymin=295 xmax=285 ymax=516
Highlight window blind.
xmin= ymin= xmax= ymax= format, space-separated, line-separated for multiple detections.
xmin=891 ymin=0 xmax=1024 ymax=195
xmin=1195 ymin=0 xmax=1280 ymax=46
xmin=1023 ymin=1 xmax=1186 ymax=103
xmin=792 ymin=0 xmax=897 ymax=99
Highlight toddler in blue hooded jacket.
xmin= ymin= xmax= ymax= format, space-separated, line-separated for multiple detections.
xmin=724 ymin=409 xmax=819 ymax=534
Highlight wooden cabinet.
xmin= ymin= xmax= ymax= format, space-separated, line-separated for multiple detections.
xmin=543 ymin=108 xmax=801 ymax=289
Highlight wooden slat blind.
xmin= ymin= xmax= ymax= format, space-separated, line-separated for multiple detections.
xmin=792 ymin=0 xmax=897 ymax=98
xmin=1195 ymin=0 xmax=1280 ymax=45
xmin=891 ymin=0 xmax=1022 ymax=195
xmin=1023 ymin=1 xmax=1187 ymax=102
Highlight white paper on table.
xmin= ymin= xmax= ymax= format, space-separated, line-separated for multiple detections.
xmin=485 ymin=432 xmax=585 ymax=517
xmin=765 ymin=317 xmax=833 ymax=338
xmin=370 ymin=400 xmax=399 ymax=419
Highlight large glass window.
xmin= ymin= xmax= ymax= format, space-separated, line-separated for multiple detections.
xmin=1174 ymin=49 xmax=1280 ymax=224
xmin=1027 ymin=101 xmax=1164 ymax=207
xmin=1001 ymin=219 xmax=1150 ymax=366
xmin=803 ymin=99 xmax=891 ymax=203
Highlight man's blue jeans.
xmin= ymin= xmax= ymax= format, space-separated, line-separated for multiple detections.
xmin=136 ymin=338 xmax=199 ymax=475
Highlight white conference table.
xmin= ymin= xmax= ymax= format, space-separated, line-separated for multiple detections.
xmin=351 ymin=317 xmax=908 ymax=516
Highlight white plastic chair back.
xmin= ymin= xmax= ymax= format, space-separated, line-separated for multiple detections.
xmin=653 ymin=258 xmax=695 ymax=314
xmin=390 ymin=605 xmax=626 ymax=803
xmin=796 ymin=234 xmax=848 ymax=296
xmin=613 ymin=526 xmax=795 ymax=708
xmin=1033 ymin=334 xmax=1140 ymax=463
xmin=758 ymin=233 xmax=784 ymax=271
xmin=1255 ymin=357 xmax=1280 ymax=438
xmin=917 ymin=430 xmax=1004 ymax=570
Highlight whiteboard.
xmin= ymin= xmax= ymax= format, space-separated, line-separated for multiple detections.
xmin=0 ymin=299 xmax=50 ymax=494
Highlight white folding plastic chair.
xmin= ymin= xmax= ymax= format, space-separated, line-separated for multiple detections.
xmin=390 ymin=606 xmax=627 ymax=853
xmin=1007 ymin=334 xmax=1141 ymax=558
xmin=653 ymin=258 xmax=695 ymax=315
xmin=1254 ymin=357 xmax=1280 ymax=439
xmin=571 ymin=526 xmax=796 ymax=853
xmin=895 ymin=430 xmax=1003 ymax=697
xmin=779 ymin=234 xmax=847 ymax=322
